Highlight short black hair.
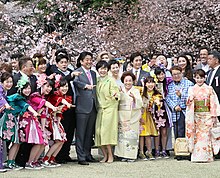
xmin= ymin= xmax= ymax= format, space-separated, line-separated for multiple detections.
xmin=121 ymin=71 xmax=136 ymax=83
xmin=76 ymin=51 xmax=93 ymax=68
xmin=130 ymin=52 xmax=143 ymax=63
xmin=1 ymin=72 xmax=12 ymax=83
xmin=18 ymin=56 xmax=33 ymax=70
xmin=108 ymin=60 xmax=119 ymax=70
xmin=209 ymin=50 xmax=220 ymax=63
xmin=96 ymin=60 xmax=109 ymax=71
xmin=194 ymin=69 xmax=206 ymax=78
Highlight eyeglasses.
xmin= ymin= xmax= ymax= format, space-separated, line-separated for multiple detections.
xmin=172 ymin=72 xmax=182 ymax=77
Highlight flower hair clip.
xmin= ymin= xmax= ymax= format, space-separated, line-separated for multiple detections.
xmin=150 ymin=71 xmax=158 ymax=84
xmin=37 ymin=74 xmax=47 ymax=89
xmin=55 ymin=74 xmax=62 ymax=88
xmin=16 ymin=75 xmax=29 ymax=92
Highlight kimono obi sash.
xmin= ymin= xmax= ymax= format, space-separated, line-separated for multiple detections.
xmin=119 ymin=103 xmax=131 ymax=111
xmin=194 ymin=99 xmax=210 ymax=112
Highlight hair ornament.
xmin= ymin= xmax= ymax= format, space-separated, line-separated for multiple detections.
xmin=36 ymin=73 xmax=47 ymax=89
xmin=142 ymin=63 xmax=151 ymax=72
xmin=55 ymin=74 xmax=62 ymax=88
xmin=16 ymin=75 xmax=29 ymax=92
xmin=150 ymin=71 xmax=158 ymax=83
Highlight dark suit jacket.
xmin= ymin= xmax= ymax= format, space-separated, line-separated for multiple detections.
xmin=207 ymin=67 xmax=220 ymax=103
xmin=131 ymin=69 xmax=150 ymax=86
xmin=50 ymin=65 xmax=75 ymax=97
xmin=73 ymin=67 xmax=97 ymax=114
xmin=8 ymin=72 xmax=37 ymax=95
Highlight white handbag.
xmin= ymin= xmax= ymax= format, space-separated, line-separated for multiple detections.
xmin=211 ymin=123 xmax=220 ymax=139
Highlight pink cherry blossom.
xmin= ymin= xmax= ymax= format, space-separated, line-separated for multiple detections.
xmin=23 ymin=112 xmax=31 ymax=118
xmin=3 ymin=129 xmax=14 ymax=140
xmin=156 ymin=109 xmax=165 ymax=117
xmin=7 ymin=113 xmax=14 ymax=120
xmin=19 ymin=119 xmax=28 ymax=128
xmin=6 ymin=120 xmax=15 ymax=129
xmin=155 ymin=117 xmax=166 ymax=128
xmin=19 ymin=130 xmax=26 ymax=142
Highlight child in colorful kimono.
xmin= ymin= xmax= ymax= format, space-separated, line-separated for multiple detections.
xmin=139 ymin=76 xmax=164 ymax=160
xmin=186 ymin=69 xmax=220 ymax=162
xmin=1 ymin=76 xmax=39 ymax=170
xmin=0 ymin=72 xmax=13 ymax=173
xmin=21 ymin=74 xmax=57 ymax=169
xmin=154 ymin=67 xmax=173 ymax=158
xmin=43 ymin=75 xmax=73 ymax=167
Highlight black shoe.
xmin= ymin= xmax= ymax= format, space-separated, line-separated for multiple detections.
xmin=56 ymin=160 xmax=67 ymax=164
xmin=65 ymin=157 xmax=77 ymax=162
xmin=86 ymin=157 xmax=98 ymax=163
xmin=78 ymin=161 xmax=89 ymax=165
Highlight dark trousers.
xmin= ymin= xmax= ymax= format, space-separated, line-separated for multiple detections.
xmin=56 ymin=108 xmax=75 ymax=161
xmin=173 ymin=111 xmax=185 ymax=139
xmin=75 ymin=106 xmax=96 ymax=161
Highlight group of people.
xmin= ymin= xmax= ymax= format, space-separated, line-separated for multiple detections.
xmin=0 ymin=47 xmax=219 ymax=172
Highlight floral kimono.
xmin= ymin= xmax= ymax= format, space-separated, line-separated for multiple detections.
xmin=0 ymin=94 xmax=29 ymax=144
xmin=114 ymin=86 xmax=143 ymax=159
xmin=186 ymin=84 xmax=220 ymax=162
xmin=47 ymin=91 xmax=69 ymax=142
xmin=19 ymin=92 xmax=46 ymax=145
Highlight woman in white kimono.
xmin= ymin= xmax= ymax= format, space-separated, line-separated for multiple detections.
xmin=186 ymin=69 xmax=220 ymax=162
xmin=114 ymin=71 xmax=143 ymax=161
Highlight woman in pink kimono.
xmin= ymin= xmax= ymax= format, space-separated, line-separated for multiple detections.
xmin=186 ymin=69 xmax=220 ymax=162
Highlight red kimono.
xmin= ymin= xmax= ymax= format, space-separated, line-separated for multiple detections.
xmin=47 ymin=91 xmax=72 ymax=142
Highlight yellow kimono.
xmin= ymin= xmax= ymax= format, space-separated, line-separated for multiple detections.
xmin=140 ymin=91 xmax=162 ymax=137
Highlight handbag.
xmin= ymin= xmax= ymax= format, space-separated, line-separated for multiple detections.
xmin=174 ymin=138 xmax=190 ymax=156
xmin=174 ymin=111 xmax=190 ymax=157
xmin=211 ymin=123 xmax=220 ymax=139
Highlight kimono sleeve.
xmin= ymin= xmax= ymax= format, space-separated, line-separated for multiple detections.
xmin=185 ymin=86 xmax=195 ymax=153
xmin=15 ymin=99 xmax=30 ymax=115
xmin=30 ymin=95 xmax=46 ymax=110
xmin=0 ymin=85 xmax=7 ymax=107
xmin=109 ymin=78 xmax=120 ymax=101
xmin=133 ymin=88 xmax=143 ymax=109
xmin=210 ymin=87 xmax=220 ymax=117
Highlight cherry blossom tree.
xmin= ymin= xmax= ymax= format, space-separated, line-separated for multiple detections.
xmin=0 ymin=0 xmax=219 ymax=61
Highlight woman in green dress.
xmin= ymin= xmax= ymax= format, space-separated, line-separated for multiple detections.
xmin=95 ymin=60 xmax=120 ymax=163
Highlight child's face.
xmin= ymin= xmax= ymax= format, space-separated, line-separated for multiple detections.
xmin=156 ymin=72 xmax=165 ymax=82
xmin=41 ymin=82 xmax=52 ymax=95
xmin=59 ymin=83 xmax=68 ymax=95
xmin=145 ymin=81 xmax=155 ymax=91
xmin=2 ymin=77 xmax=13 ymax=91
xmin=194 ymin=74 xmax=205 ymax=86
xmin=38 ymin=63 xmax=47 ymax=74
xmin=22 ymin=85 xmax=31 ymax=97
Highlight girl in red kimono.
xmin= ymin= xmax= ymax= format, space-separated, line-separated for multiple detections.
xmin=42 ymin=75 xmax=73 ymax=167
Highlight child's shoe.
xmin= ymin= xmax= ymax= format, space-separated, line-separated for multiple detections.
xmin=146 ymin=151 xmax=155 ymax=160
xmin=155 ymin=150 xmax=162 ymax=159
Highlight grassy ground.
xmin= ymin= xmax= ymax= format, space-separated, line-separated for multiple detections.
xmin=2 ymin=146 xmax=220 ymax=178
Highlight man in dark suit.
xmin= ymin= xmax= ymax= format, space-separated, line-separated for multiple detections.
xmin=8 ymin=56 xmax=37 ymax=96
xmin=207 ymin=50 xmax=220 ymax=112
xmin=73 ymin=51 xmax=97 ymax=165
xmin=47 ymin=50 xmax=81 ymax=163
xmin=130 ymin=52 xmax=150 ymax=86
xmin=7 ymin=56 xmax=37 ymax=167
